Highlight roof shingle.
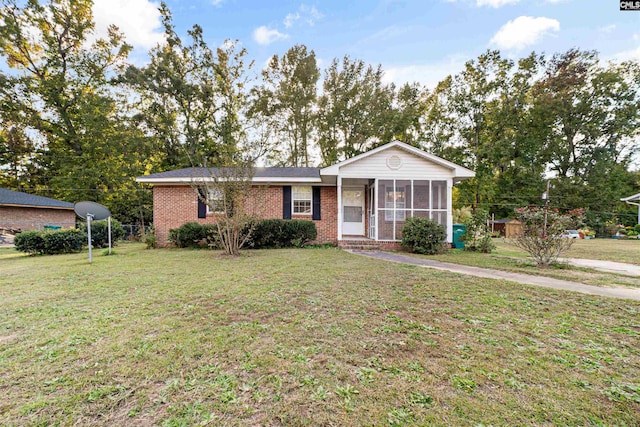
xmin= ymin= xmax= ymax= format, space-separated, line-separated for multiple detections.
xmin=0 ymin=188 xmax=74 ymax=209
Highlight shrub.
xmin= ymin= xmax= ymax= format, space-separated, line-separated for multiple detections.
xmin=462 ymin=209 xmax=495 ymax=253
xmin=511 ymin=206 xmax=582 ymax=266
xmin=141 ymin=227 xmax=156 ymax=249
xmin=635 ymin=224 xmax=640 ymax=234
xmin=80 ymin=219 xmax=126 ymax=248
xmin=248 ymin=219 xmax=317 ymax=249
xmin=14 ymin=231 xmax=45 ymax=255
xmin=168 ymin=222 xmax=217 ymax=248
xmin=15 ymin=229 xmax=85 ymax=255
xmin=401 ymin=217 xmax=447 ymax=255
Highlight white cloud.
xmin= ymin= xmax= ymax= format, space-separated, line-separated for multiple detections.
xmin=92 ymin=0 xmax=164 ymax=50
xmin=283 ymin=5 xmax=323 ymax=28
xmin=490 ymin=16 xmax=560 ymax=50
xmin=608 ymin=46 xmax=640 ymax=63
xmin=253 ymin=26 xmax=288 ymax=45
xmin=382 ymin=55 xmax=468 ymax=89
xmin=476 ymin=0 xmax=520 ymax=7
xmin=211 ymin=0 xmax=225 ymax=6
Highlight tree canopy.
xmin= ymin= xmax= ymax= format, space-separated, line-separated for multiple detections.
xmin=0 ymin=0 xmax=638 ymax=228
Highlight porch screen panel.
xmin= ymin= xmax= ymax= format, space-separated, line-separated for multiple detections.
xmin=432 ymin=181 xmax=447 ymax=209
xmin=431 ymin=211 xmax=448 ymax=231
xmin=413 ymin=180 xmax=430 ymax=210
xmin=394 ymin=210 xmax=412 ymax=240
xmin=377 ymin=180 xmax=394 ymax=240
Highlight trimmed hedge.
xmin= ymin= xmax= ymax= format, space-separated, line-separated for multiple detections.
xmin=401 ymin=217 xmax=446 ymax=255
xmin=80 ymin=219 xmax=126 ymax=248
xmin=248 ymin=219 xmax=317 ymax=249
xmin=15 ymin=229 xmax=85 ymax=255
xmin=168 ymin=219 xmax=318 ymax=249
xmin=168 ymin=222 xmax=218 ymax=248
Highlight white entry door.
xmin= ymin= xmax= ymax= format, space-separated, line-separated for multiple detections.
xmin=342 ymin=186 xmax=365 ymax=235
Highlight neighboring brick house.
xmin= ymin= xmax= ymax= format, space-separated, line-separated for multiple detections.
xmin=137 ymin=141 xmax=475 ymax=247
xmin=0 ymin=188 xmax=75 ymax=231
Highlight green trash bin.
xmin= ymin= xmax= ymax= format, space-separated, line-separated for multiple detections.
xmin=452 ymin=224 xmax=466 ymax=249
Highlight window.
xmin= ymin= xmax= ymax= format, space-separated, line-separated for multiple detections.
xmin=293 ymin=186 xmax=312 ymax=214
xmin=206 ymin=188 xmax=224 ymax=213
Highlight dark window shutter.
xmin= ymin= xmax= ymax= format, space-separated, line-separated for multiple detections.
xmin=312 ymin=186 xmax=321 ymax=220
xmin=197 ymin=188 xmax=207 ymax=218
xmin=197 ymin=198 xmax=207 ymax=218
xmin=283 ymin=186 xmax=292 ymax=219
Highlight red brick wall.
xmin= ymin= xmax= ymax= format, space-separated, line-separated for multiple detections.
xmin=153 ymin=185 xmax=338 ymax=246
xmin=0 ymin=206 xmax=76 ymax=231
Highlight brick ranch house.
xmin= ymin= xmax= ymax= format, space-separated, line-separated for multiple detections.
xmin=0 ymin=188 xmax=75 ymax=231
xmin=137 ymin=141 xmax=475 ymax=248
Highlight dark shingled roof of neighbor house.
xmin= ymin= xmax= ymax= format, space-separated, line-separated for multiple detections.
xmin=141 ymin=167 xmax=322 ymax=180
xmin=0 ymin=188 xmax=74 ymax=209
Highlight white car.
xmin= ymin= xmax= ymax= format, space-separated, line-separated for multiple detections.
xmin=562 ymin=230 xmax=580 ymax=239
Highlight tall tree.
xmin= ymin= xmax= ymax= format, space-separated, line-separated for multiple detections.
xmin=532 ymin=49 xmax=640 ymax=216
xmin=0 ymin=0 xmax=156 ymax=223
xmin=251 ymin=44 xmax=319 ymax=166
xmin=316 ymin=56 xmax=394 ymax=165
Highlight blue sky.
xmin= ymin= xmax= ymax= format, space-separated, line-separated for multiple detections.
xmin=89 ymin=0 xmax=640 ymax=87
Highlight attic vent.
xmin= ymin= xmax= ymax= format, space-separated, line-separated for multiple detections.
xmin=386 ymin=155 xmax=402 ymax=170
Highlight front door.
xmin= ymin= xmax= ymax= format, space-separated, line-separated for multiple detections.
xmin=342 ymin=186 xmax=365 ymax=236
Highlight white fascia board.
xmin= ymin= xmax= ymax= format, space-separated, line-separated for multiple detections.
xmin=135 ymin=176 xmax=323 ymax=184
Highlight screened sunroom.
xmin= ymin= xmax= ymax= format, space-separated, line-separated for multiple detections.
xmin=320 ymin=141 xmax=474 ymax=244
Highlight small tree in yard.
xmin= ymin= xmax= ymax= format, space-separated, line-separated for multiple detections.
xmin=511 ymin=206 xmax=582 ymax=266
xmin=401 ymin=217 xmax=447 ymax=255
xmin=192 ymin=158 xmax=258 ymax=256
xmin=463 ymin=209 xmax=495 ymax=253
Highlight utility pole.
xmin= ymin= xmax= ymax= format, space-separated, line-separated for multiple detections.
xmin=542 ymin=180 xmax=550 ymax=236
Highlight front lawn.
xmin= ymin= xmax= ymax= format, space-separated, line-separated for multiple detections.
xmin=494 ymin=238 xmax=640 ymax=265
xmin=1 ymin=244 xmax=639 ymax=425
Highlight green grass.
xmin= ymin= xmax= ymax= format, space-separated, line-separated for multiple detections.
xmin=494 ymin=238 xmax=640 ymax=265
xmin=1 ymin=243 xmax=639 ymax=425
xmin=408 ymin=239 xmax=640 ymax=289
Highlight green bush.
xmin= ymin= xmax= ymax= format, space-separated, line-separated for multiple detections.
xmin=80 ymin=219 xmax=125 ymax=248
xmin=168 ymin=222 xmax=217 ymax=248
xmin=635 ymin=224 xmax=640 ymax=234
xmin=462 ymin=209 xmax=495 ymax=253
xmin=248 ymin=219 xmax=317 ymax=249
xmin=15 ymin=229 xmax=85 ymax=255
xmin=401 ymin=217 xmax=447 ymax=255
xmin=14 ymin=231 xmax=45 ymax=255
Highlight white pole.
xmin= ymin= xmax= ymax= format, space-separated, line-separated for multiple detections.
xmin=108 ymin=216 xmax=112 ymax=255
xmin=87 ymin=214 xmax=93 ymax=263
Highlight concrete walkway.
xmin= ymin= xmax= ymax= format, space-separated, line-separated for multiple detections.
xmin=559 ymin=258 xmax=640 ymax=277
xmin=351 ymin=250 xmax=640 ymax=301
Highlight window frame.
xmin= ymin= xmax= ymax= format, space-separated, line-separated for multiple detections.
xmin=292 ymin=185 xmax=313 ymax=215
xmin=206 ymin=188 xmax=225 ymax=214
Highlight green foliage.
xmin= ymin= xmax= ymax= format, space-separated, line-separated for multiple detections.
xmin=168 ymin=222 xmax=217 ymax=248
xmin=251 ymin=44 xmax=320 ymax=166
xmin=80 ymin=219 xmax=125 ymax=249
xmin=462 ymin=209 xmax=495 ymax=253
xmin=248 ymin=219 xmax=317 ymax=249
xmin=511 ymin=206 xmax=583 ymax=266
xmin=14 ymin=231 xmax=45 ymax=255
xmin=401 ymin=217 xmax=447 ymax=255
xmin=15 ymin=229 xmax=84 ymax=255
xmin=141 ymin=228 xmax=156 ymax=249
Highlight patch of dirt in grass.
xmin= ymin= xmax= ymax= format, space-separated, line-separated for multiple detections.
xmin=0 ymin=334 xmax=18 ymax=344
